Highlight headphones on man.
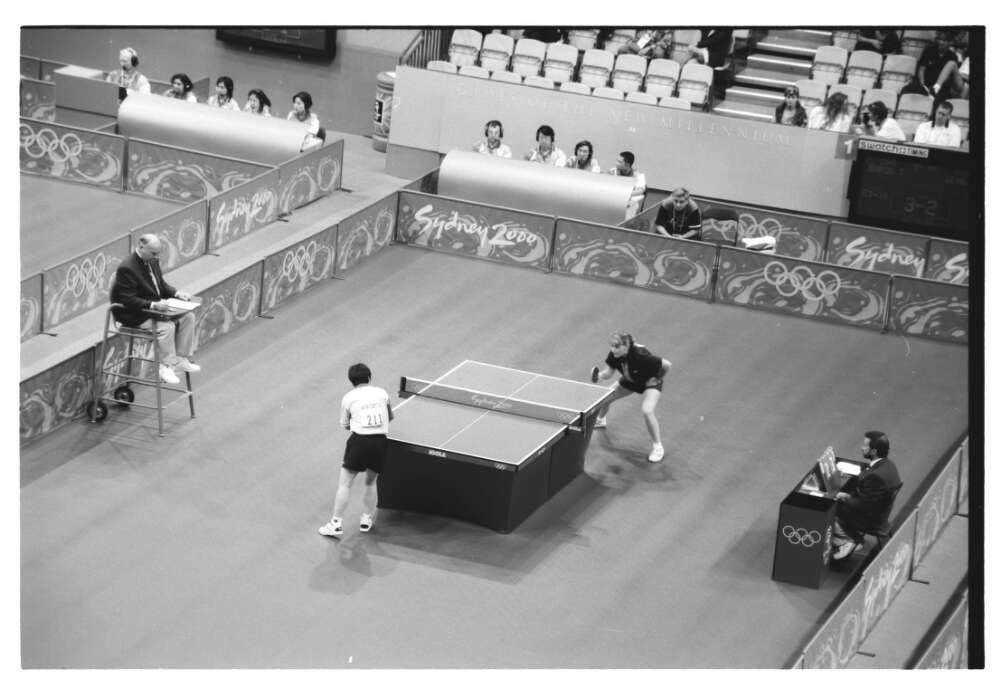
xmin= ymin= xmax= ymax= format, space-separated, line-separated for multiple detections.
xmin=122 ymin=47 xmax=139 ymax=67
xmin=484 ymin=120 xmax=504 ymax=138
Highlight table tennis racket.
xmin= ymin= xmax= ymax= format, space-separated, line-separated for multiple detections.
xmin=590 ymin=366 xmax=600 ymax=383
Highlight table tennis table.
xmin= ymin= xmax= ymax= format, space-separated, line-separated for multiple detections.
xmin=378 ymin=360 xmax=614 ymax=532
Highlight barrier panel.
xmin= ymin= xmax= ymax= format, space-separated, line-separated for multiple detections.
xmin=396 ymin=191 xmax=554 ymax=270
xmin=126 ymin=138 xmax=273 ymax=202
xmin=859 ymin=510 xmax=917 ymax=641
xmin=20 ymin=348 xmax=95 ymax=442
xmin=21 ymin=273 xmax=44 ymax=342
xmin=191 ymin=262 xmax=264 ymax=353
xmin=403 ymin=168 xmax=438 ymax=194
xmin=912 ymin=590 xmax=967 ymax=668
xmin=551 ymin=219 xmax=717 ymax=300
xmin=826 ymin=221 xmax=928 ymax=277
xmin=887 ymin=275 xmax=968 ymax=344
xmin=912 ymin=445 xmax=962 ymax=569
xmin=131 ymin=199 xmax=209 ymax=274
xmin=715 ymin=248 xmax=890 ymax=330
xmin=42 ymin=235 xmax=130 ymax=330
xmin=958 ymin=435 xmax=969 ymax=511
xmin=277 ymin=138 xmax=344 ymax=214
xmin=39 ymin=59 xmax=69 ymax=82
xmin=337 ymin=193 xmax=398 ymax=274
xmin=21 ymin=55 xmax=40 ymax=79
xmin=20 ymin=117 xmax=125 ymax=187
xmin=260 ymin=225 xmax=339 ymax=314
xmin=20 ymin=78 xmax=55 ymax=121
xmin=800 ymin=572 xmax=869 ymax=668
xmin=208 ymin=169 xmax=280 ymax=251
xmin=696 ymin=199 xmax=831 ymax=262
xmin=925 ymin=237 xmax=969 ymax=285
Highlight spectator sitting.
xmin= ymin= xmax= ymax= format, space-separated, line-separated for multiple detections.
xmin=958 ymin=56 xmax=969 ymax=98
xmin=618 ymin=29 xmax=673 ymax=59
xmin=685 ymin=28 xmax=734 ymax=68
xmin=472 ymin=119 xmax=512 ymax=158
xmin=913 ymin=100 xmax=962 ymax=148
xmin=906 ymin=30 xmax=963 ymax=101
xmin=854 ymin=29 xmax=901 ymax=56
xmin=287 ymin=91 xmax=322 ymax=151
xmin=855 ymin=100 xmax=906 ymax=142
xmin=208 ymin=76 xmax=240 ymax=111
xmin=105 ymin=47 xmax=150 ymax=96
xmin=775 ymin=85 xmax=807 ymax=127
xmin=807 ymin=92 xmax=853 ymax=133
xmin=523 ymin=124 xmax=568 ymax=166
xmin=566 ymin=140 xmax=601 ymax=172
xmin=654 ymin=187 xmax=702 ymax=239
xmin=244 ymin=88 xmax=272 ymax=117
xmin=164 ymin=73 xmax=197 ymax=103
xmin=607 ymin=151 xmax=646 ymax=219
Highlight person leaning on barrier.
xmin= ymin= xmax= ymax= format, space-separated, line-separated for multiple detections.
xmin=472 ymin=119 xmax=512 ymax=158
xmin=913 ymin=100 xmax=962 ymax=148
xmin=775 ymin=85 xmax=807 ymax=127
xmin=288 ymin=91 xmax=322 ymax=151
xmin=654 ymin=187 xmax=702 ymax=239
xmin=607 ymin=150 xmax=646 ymax=219
xmin=244 ymin=88 xmax=272 ymax=117
xmin=854 ymin=100 xmax=906 ymax=142
xmin=109 ymin=234 xmax=201 ymax=386
xmin=523 ymin=124 xmax=567 ymax=166
xmin=208 ymin=76 xmax=240 ymax=111
xmin=106 ymin=47 xmax=150 ymax=96
xmin=566 ymin=140 xmax=601 ymax=172
xmin=164 ymin=73 xmax=198 ymax=103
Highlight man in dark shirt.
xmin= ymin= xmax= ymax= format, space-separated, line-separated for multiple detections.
xmin=915 ymin=31 xmax=962 ymax=100
xmin=654 ymin=188 xmax=702 ymax=239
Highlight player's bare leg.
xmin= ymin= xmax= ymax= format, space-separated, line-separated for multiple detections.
xmin=360 ymin=469 xmax=378 ymax=532
xmin=642 ymin=389 xmax=665 ymax=462
xmin=320 ymin=468 xmax=358 ymax=537
xmin=595 ymin=382 xmax=632 ymax=428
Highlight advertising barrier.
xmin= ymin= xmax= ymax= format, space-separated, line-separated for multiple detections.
xmin=40 ymin=59 xmax=69 ymax=82
xmin=699 ymin=199 xmax=830 ymax=262
xmin=208 ymin=169 xmax=280 ymax=251
xmin=396 ymin=191 xmax=554 ymax=270
xmin=912 ymin=446 xmax=962 ymax=569
xmin=912 ymin=592 xmax=968 ymax=669
xmin=261 ymin=225 xmax=339 ymax=313
xmin=191 ymin=263 xmax=264 ymax=353
xmin=337 ymin=193 xmax=398 ymax=274
xmin=859 ymin=510 xmax=917 ymax=642
xmin=20 ymin=348 xmax=95 ymax=442
xmin=21 ymin=55 xmax=40 ymax=79
xmin=21 ymin=274 xmax=44 ymax=342
xmin=403 ymin=169 xmax=439 ymax=194
xmin=715 ymin=247 xmax=891 ymax=330
xmin=800 ymin=573 xmax=869 ymax=668
xmin=42 ymin=236 xmax=130 ymax=330
xmin=277 ymin=138 xmax=344 ymax=214
xmin=925 ymin=237 xmax=969 ymax=285
xmin=826 ymin=221 xmax=928 ymax=277
xmin=887 ymin=275 xmax=968 ymax=344
xmin=127 ymin=138 xmax=273 ymax=202
xmin=20 ymin=78 xmax=55 ymax=121
xmin=131 ymin=200 xmax=209 ymax=274
xmin=20 ymin=117 xmax=125 ymax=187
xmin=551 ymin=219 xmax=717 ymax=299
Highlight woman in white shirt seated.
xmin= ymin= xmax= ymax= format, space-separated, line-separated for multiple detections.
xmin=854 ymin=101 xmax=906 ymax=142
xmin=207 ymin=76 xmax=240 ymax=111
xmin=566 ymin=140 xmax=601 ymax=172
xmin=243 ymin=88 xmax=272 ymax=117
xmin=287 ymin=91 xmax=321 ymax=151
xmin=163 ymin=73 xmax=198 ymax=103
xmin=807 ymin=92 xmax=853 ymax=133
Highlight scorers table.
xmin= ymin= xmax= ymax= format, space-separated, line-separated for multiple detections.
xmin=378 ymin=360 xmax=614 ymax=532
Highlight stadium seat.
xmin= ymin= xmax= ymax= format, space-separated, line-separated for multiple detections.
xmin=832 ymin=30 xmax=859 ymax=51
xmin=828 ymin=83 xmax=863 ymax=118
xmin=427 ymin=60 xmax=458 ymax=74
xmin=860 ymin=88 xmax=898 ymax=115
xmin=846 ymin=50 xmax=883 ymax=90
xmin=612 ymin=54 xmax=647 ymax=93
xmin=566 ymin=29 xmax=599 ymax=51
xmin=795 ymin=78 xmax=829 ymax=110
xmin=811 ymin=45 xmax=848 ymax=85
xmin=479 ymin=33 xmax=515 ymax=73
xmin=458 ymin=64 xmax=490 ymax=79
xmin=676 ymin=62 xmax=713 ymax=108
xmin=511 ymin=38 xmax=546 ymax=77
xmin=559 ymin=81 xmax=592 ymax=95
xmin=592 ymin=86 xmax=625 ymax=101
xmin=490 ymin=69 xmax=523 ymax=84
xmin=671 ymin=29 xmax=702 ymax=63
xmin=544 ymin=42 xmax=579 ymax=84
xmin=644 ymin=59 xmax=681 ymax=98
xmin=448 ymin=29 xmax=483 ymax=67
xmin=896 ymin=92 xmax=934 ymax=139
xmin=879 ymin=54 xmax=918 ymax=94
xmin=946 ymin=98 xmax=970 ymax=142
xmin=658 ymin=96 xmax=692 ymax=111
xmin=900 ymin=29 xmax=935 ymax=59
xmin=523 ymin=74 xmax=555 ymax=89
xmin=604 ymin=29 xmax=636 ymax=54
xmin=625 ymin=91 xmax=658 ymax=106
xmin=579 ymin=49 xmax=615 ymax=88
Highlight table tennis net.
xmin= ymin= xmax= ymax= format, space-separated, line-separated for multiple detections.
xmin=399 ymin=377 xmax=581 ymax=426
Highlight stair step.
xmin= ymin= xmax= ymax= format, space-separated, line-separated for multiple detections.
xmin=748 ymin=53 xmax=813 ymax=76
xmin=732 ymin=66 xmax=799 ymax=90
xmin=768 ymin=29 xmax=832 ymax=45
xmin=725 ymin=85 xmax=784 ymax=107
xmin=756 ymin=36 xmax=822 ymax=59
xmin=713 ymin=100 xmax=777 ymax=123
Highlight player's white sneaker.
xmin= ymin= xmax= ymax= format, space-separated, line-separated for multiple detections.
xmin=359 ymin=513 xmax=375 ymax=533
xmin=648 ymin=442 xmax=665 ymax=463
xmin=319 ymin=518 xmax=343 ymax=537
xmin=594 ymin=416 xmax=607 ymax=429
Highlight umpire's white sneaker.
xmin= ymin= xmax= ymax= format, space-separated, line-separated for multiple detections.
xmin=175 ymin=357 xmax=201 ymax=373
xmin=648 ymin=442 xmax=665 ymax=463
xmin=159 ymin=364 xmax=180 ymax=385
xmin=832 ymin=539 xmax=860 ymax=561
xmin=319 ymin=518 xmax=343 ymax=537
xmin=359 ymin=513 xmax=375 ymax=533
xmin=594 ymin=416 xmax=607 ymax=429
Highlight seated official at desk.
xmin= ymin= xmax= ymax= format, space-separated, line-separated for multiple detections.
xmin=106 ymin=47 xmax=150 ymax=96
xmin=110 ymin=233 xmax=201 ymax=386
xmin=831 ymin=430 xmax=902 ymax=561
xmin=472 ymin=119 xmax=512 ymax=158
xmin=654 ymin=187 xmax=702 ymax=239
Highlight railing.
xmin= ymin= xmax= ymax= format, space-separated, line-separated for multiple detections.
xmin=398 ymin=28 xmax=448 ymax=68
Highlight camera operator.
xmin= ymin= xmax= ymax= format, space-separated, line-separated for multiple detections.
xmin=854 ymin=101 xmax=907 ymax=142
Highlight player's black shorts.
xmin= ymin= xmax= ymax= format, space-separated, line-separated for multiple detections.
xmin=342 ymin=433 xmax=388 ymax=473
xmin=619 ymin=376 xmax=664 ymax=394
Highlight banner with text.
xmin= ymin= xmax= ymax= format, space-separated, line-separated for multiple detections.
xmin=716 ymin=248 xmax=890 ymax=330
xmin=20 ymin=79 xmax=54 ymax=121
xmin=699 ymin=199 xmax=830 ymax=262
xmin=801 ymin=572 xmax=869 ymax=668
xmin=127 ymin=139 xmax=272 ymax=202
xmin=858 ymin=510 xmax=917 ymax=643
xmin=191 ymin=263 xmax=264 ymax=353
xmin=20 ymin=348 xmax=95 ymax=443
xmin=208 ymin=169 xmax=280 ymax=251
xmin=20 ymin=117 xmax=124 ymax=187
xmin=925 ymin=238 xmax=969 ymax=285
xmin=826 ymin=221 xmax=928 ymax=277
xmin=131 ymin=200 xmax=209 ymax=274
xmin=261 ymin=225 xmax=339 ymax=313
xmin=396 ymin=191 xmax=554 ymax=270
xmin=551 ymin=219 xmax=717 ymax=300
xmin=337 ymin=193 xmax=398 ymax=274
xmin=21 ymin=274 xmax=43 ymax=342
xmin=43 ymin=236 xmax=130 ymax=330
xmin=913 ymin=447 xmax=961 ymax=570
xmin=888 ymin=275 xmax=968 ymax=344
xmin=913 ymin=593 xmax=968 ymax=669
xmin=277 ymin=139 xmax=343 ymax=214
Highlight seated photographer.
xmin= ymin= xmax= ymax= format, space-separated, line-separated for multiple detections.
xmin=854 ymin=100 xmax=906 ymax=142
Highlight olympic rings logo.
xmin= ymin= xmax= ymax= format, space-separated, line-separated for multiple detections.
xmin=764 ymin=261 xmax=841 ymax=302
xmin=64 ymin=254 xmax=107 ymax=297
xmin=20 ymin=124 xmax=84 ymax=163
xmin=281 ymin=241 xmax=319 ymax=283
xmin=782 ymin=525 xmax=822 ymax=548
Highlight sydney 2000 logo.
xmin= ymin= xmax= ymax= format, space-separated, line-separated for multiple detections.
xmin=406 ymin=203 xmax=547 ymax=263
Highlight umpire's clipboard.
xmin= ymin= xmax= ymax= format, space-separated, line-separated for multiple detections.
xmin=150 ymin=296 xmax=202 ymax=319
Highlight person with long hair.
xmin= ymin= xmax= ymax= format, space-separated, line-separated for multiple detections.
xmin=807 ymin=91 xmax=852 ymax=132
xmin=566 ymin=140 xmax=601 ymax=172
xmin=243 ymin=88 xmax=272 ymax=117
xmin=164 ymin=73 xmax=197 ymax=103
xmin=855 ymin=100 xmax=906 ymax=141
xmin=774 ymin=85 xmax=807 ymax=127
xmin=287 ymin=91 xmax=321 ymax=150
xmin=208 ymin=76 xmax=240 ymax=111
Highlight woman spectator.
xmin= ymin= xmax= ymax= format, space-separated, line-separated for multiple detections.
xmin=287 ymin=91 xmax=322 ymax=151
xmin=243 ymin=88 xmax=272 ymax=117
xmin=566 ymin=140 xmax=601 ymax=172
xmin=164 ymin=73 xmax=197 ymax=103
xmin=774 ymin=85 xmax=807 ymax=127
xmin=208 ymin=76 xmax=240 ymax=111
xmin=105 ymin=47 xmax=150 ymax=96
xmin=854 ymin=100 xmax=906 ymax=142
xmin=807 ymin=92 xmax=852 ymax=133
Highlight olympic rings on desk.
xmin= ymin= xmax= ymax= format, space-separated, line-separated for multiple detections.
xmin=781 ymin=524 xmax=822 ymax=548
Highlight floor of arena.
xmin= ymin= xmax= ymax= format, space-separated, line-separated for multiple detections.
xmin=20 ymin=243 xmax=968 ymax=668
